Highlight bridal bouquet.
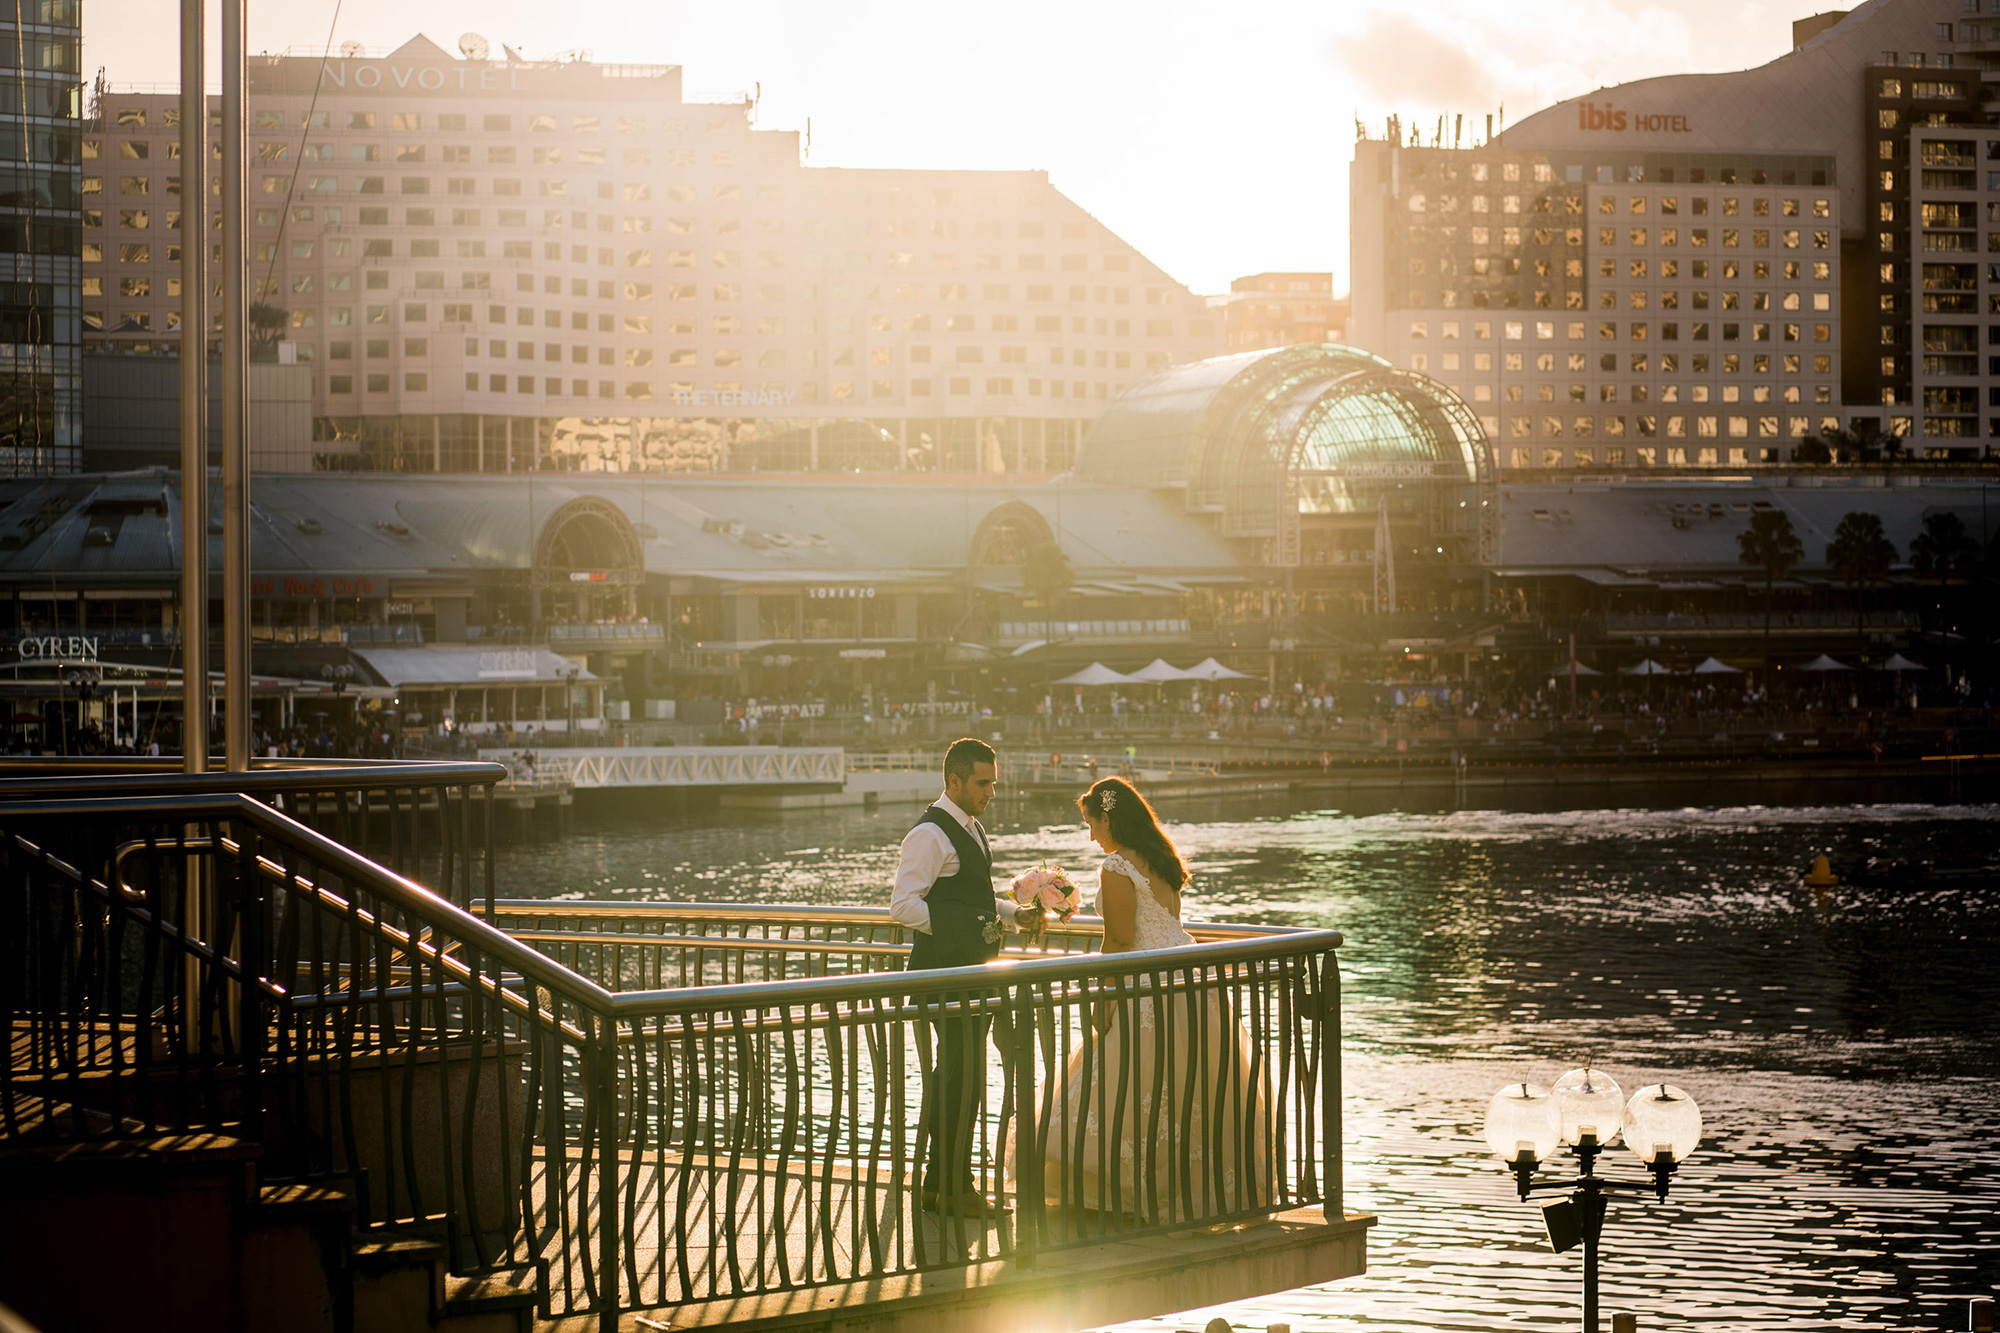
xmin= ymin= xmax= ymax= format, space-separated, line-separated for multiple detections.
xmin=1008 ymin=864 xmax=1082 ymax=934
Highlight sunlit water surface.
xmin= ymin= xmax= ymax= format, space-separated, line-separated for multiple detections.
xmin=496 ymin=785 xmax=2000 ymax=1332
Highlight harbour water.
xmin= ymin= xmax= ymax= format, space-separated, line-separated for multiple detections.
xmin=494 ymin=783 xmax=2000 ymax=1332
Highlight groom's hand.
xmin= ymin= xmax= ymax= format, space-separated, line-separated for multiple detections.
xmin=1012 ymin=904 xmax=1046 ymax=932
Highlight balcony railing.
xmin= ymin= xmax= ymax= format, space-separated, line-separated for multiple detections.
xmin=545 ymin=622 xmax=666 ymax=647
xmin=1 ymin=782 xmax=1346 ymax=1331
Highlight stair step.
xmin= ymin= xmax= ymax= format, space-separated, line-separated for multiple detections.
xmin=352 ymin=1235 xmax=448 ymax=1274
xmin=255 ymin=1181 xmax=355 ymax=1221
xmin=444 ymin=1270 xmax=541 ymax=1315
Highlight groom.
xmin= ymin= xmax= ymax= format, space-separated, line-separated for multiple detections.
xmin=889 ymin=737 xmax=1043 ymax=1216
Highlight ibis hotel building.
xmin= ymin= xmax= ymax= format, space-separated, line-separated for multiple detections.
xmin=85 ymin=36 xmax=1221 ymax=474
xmin=1351 ymin=0 xmax=2000 ymax=467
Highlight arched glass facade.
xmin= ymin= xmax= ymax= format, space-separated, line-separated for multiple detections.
xmin=1078 ymin=345 xmax=1497 ymax=563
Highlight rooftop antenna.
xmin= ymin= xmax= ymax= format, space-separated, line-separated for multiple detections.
xmin=1455 ymin=113 xmax=1462 ymax=148
xmin=804 ymin=117 xmax=811 ymax=161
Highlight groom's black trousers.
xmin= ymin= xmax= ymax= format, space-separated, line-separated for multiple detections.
xmin=921 ymin=1000 xmax=1015 ymax=1196
xmin=922 ymin=1001 xmax=987 ymax=1196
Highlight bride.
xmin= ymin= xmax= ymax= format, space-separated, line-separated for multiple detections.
xmin=1014 ymin=777 xmax=1269 ymax=1224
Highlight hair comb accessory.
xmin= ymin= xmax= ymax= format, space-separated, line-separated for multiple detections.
xmin=1099 ymin=787 xmax=1117 ymax=813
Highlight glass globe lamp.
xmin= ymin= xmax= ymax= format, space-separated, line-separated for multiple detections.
xmin=1482 ymin=1082 xmax=1560 ymax=1165
xmin=1623 ymin=1083 xmax=1703 ymax=1165
xmin=1551 ymin=1066 xmax=1624 ymax=1148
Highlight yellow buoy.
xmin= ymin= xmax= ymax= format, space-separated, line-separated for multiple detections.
xmin=1802 ymin=853 xmax=1839 ymax=887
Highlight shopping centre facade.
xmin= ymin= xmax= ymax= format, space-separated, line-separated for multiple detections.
xmin=83 ymin=37 xmax=1221 ymax=474
xmin=1350 ymin=0 xmax=2000 ymax=465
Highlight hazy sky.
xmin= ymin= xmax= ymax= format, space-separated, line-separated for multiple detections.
xmin=87 ymin=0 xmax=1825 ymax=295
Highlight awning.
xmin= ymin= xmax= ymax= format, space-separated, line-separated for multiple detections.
xmin=1180 ymin=657 xmax=1254 ymax=681
xmin=1125 ymin=658 xmax=1191 ymax=683
xmin=1054 ymin=662 xmax=1134 ymax=686
xmin=350 ymin=646 xmax=597 ymax=687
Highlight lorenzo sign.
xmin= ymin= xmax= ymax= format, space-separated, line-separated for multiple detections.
xmin=1577 ymin=100 xmax=1692 ymax=134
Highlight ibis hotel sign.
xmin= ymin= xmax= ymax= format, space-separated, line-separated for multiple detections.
xmin=1576 ymin=100 xmax=1692 ymax=134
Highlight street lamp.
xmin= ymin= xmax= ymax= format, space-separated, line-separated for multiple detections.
xmin=1482 ymin=1068 xmax=1703 ymax=1333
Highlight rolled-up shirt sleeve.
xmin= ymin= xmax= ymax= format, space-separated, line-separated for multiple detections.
xmin=889 ymin=823 xmax=948 ymax=934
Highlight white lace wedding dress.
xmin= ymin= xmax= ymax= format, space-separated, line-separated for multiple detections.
xmin=1010 ymin=852 xmax=1270 ymax=1223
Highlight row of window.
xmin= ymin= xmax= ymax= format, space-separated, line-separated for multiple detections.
xmin=1408 ymin=318 xmax=1832 ymax=344
xmin=120 ymin=108 xmax=748 ymax=137
xmin=320 ymin=373 xmax=1125 ymax=401
xmin=1420 ymin=349 xmax=1833 ymax=376
xmin=1409 ymin=192 xmax=1831 ymax=219
xmin=1495 ymin=413 xmax=1830 ymax=439
xmin=1504 ymin=446 xmax=1791 ymax=468
xmin=1458 ymin=382 xmax=1834 ymax=406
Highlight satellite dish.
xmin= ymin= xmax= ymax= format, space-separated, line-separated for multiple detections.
xmin=458 ymin=32 xmax=490 ymax=61
xmin=339 ymin=40 xmax=364 ymax=59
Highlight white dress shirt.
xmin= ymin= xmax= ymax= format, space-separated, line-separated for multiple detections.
xmin=888 ymin=793 xmax=1020 ymax=936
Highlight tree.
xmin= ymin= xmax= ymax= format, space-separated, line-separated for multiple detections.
xmin=1909 ymin=511 xmax=1978 ymax=590
xmin=1022 ymin=539 xmax=1073 ymax=641
xmin=1909 ymin=512 xmax=1981 ymax=672
xmin=1825 ymin=511 xmax=1898 ymax=651
xmin=249 ymin=301 xmax=288 ymax=352
xmin=1738 ymin=508 xmax=1803 ymax=678
xmin=1801 ymin=422 xmax=1898 ymax=466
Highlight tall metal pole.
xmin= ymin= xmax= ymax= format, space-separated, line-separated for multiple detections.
xmin=221 ymin=0 xmax=250 ymax=770
xmin=178 ymin=0 xmax=208 ymax=772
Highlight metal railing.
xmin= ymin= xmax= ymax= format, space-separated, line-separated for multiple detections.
xmin=0 ymin=758 xmax=506 ymax=914
xmin=2 ymin=795 xmax=1343 ymax=1330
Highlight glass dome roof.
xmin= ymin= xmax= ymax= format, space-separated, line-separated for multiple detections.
xmin=1076 ymin=345 xmax=1495 ymax=561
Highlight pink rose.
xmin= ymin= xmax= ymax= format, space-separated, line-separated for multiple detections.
xmin=1008 ymin=865 xmax=1082 ymax=924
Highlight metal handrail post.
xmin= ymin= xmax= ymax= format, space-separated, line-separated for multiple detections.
xmin=1011 ymin=977 xmax=1040 ymax=1269
xmin=1320 ymin=946 xmax=1342 ymax=1221
xmin=595 ymin=1011 xmax=621 ymax=1333
xmin=221 ymin=0 xmax=250 ymax=771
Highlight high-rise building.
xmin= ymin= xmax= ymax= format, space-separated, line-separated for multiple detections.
xmin=1 ymin=0 xmax=83 ymax=475
xmin=84 ymin=36 xmax=1222 ymax=474
xmin=1349 ymin=0 xmax=2000 ymax=469
xmin=1219 ymin=272 xmax=1345 ymax=352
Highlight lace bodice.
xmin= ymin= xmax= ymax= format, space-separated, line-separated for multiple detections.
xmin=1099 ymin=852 xmax=1194 ymax=951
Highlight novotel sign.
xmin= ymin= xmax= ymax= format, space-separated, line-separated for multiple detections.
xmin=317 ymin=61 xmax=530 ymax=93
xmin=1576 ymin=100 xmax=1692 ymax=134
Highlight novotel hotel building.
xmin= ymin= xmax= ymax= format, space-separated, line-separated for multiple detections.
xmin=85 ymin=36 xmax=1222 ymax=474
xmin=1351 ymin=0 xmax=2000 ymax=467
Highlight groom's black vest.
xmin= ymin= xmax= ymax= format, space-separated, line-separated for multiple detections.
xmin=904 ymin=806 xmax=1000 ymax=971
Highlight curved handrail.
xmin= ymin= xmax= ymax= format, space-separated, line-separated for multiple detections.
xmin=599 ymin=927 xmax=1343 ymax=1018
xmin=0 ymin=759 xmax=507 ymax=798
xmin=490 ymin=898 xmax=1312 ymax=943
xmin=0 ymin=792 xmax=614 ymax=1011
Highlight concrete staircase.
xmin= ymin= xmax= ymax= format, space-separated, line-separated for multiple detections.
xmin=0 ymin=1094 xmax=542 ymax=1333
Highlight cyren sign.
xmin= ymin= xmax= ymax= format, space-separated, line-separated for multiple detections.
xmin=1576 ymin=100 xmax=1691 ymax=134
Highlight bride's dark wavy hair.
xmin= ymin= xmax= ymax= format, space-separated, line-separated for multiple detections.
xmin=1078 ymin=777 xmax=1189 ymax=891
